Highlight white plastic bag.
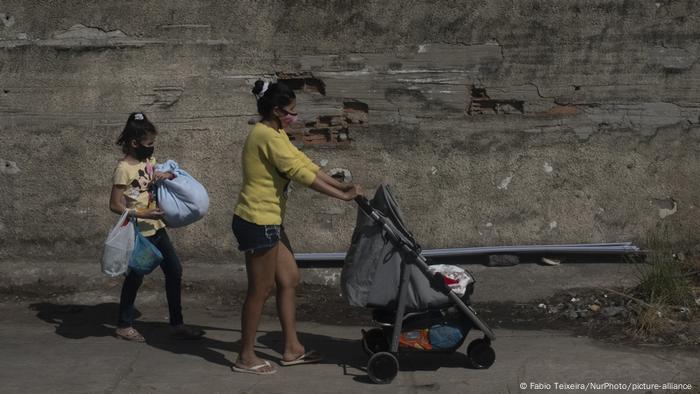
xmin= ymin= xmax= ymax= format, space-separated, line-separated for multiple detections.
xmin=101 ymin=210 xmax=135 ymax=277
xmin=427 ymin=264 xmax=474 ymax=297
xmin=155 ymin=160 xmax=209 ymax=228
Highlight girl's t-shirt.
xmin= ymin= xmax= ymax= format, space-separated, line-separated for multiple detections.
xmin=112 ymin=157 xmax=165 ymax=236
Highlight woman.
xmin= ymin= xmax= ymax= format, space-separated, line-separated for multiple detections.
xmin=231 ymin=80 xmax=362 ymax=375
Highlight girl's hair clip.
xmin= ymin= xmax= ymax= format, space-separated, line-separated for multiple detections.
xmin=134 ymin=113 xmax=144 ymax=121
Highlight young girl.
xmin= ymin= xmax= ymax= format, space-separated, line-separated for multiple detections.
xmin=231 ymin=81 xmax=362 ymax=375
xmin=109 ymin=112 xmax=204 ymax=342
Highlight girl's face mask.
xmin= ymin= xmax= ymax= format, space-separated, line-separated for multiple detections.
xmin=132 ymin=135 xmax=155 ymax=160
xmin=134 ymin=144 xmax=154 ymax=160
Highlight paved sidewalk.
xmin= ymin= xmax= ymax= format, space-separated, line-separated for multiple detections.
xmin=0 ymin=298 xmax=697 ymax=394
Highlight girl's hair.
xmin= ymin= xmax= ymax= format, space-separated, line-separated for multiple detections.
xmin=252 ymin=80 xmax=296 ymax=119
xmin=116 ymin=112 xmax=157 ymax=153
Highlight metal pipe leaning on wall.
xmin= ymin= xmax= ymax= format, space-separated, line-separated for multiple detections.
xmin=294 ymin=242 xmax=641 ymax=262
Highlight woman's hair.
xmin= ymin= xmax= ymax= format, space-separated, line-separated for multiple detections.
xmin=116 ymin=112 xmax=157 ymax=153
xmin=252 ymin=80 xmax=296 ymax=119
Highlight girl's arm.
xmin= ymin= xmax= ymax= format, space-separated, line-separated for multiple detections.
xmin=109 ymin=185 xmax=164 ymax=219
xmin=109 ymin=185 xmax=128 ymax=215
xmin=153 ymin=171 xmax=175 ymax=182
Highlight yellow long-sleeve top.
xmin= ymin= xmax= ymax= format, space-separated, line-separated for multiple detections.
xmin=234 ymin=122 xmax=320 ymax=225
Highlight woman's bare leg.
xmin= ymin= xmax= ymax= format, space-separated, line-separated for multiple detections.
xmin=237 ymin=245 xmax=278 ymax=372
xmin=275 ymin=234 xmax=305 ymax=361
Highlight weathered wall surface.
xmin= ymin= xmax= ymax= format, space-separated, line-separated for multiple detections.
xmin=1 ymin=0 xmax=699 ymax=262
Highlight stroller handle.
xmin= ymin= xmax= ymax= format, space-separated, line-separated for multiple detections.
xmin=355 ymin=195 xmax=414 ymax=247
xmin=354 ymin=195 xmax=373 ymax=215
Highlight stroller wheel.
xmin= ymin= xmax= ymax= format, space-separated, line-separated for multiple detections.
xmin=466 ymin=337 xmax=490 ymax=354
xmin=367 ymin=352 xmax=399 ymax=384
xmin=362 ymin=328 xmax=390 ymax=355
xmin=466 ymin=339 xmax=495 ymax=369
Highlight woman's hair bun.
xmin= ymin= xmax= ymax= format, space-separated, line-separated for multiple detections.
xmin=252 ymin=80 xmax=266 ymax=96
xmin=252 ymin=80 xmax=295 ymax=118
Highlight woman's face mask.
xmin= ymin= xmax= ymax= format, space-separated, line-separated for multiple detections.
xmin=281 ymin=113 xmax=298 ymax=126
xmin=277 ymin=106 xmax=298 ymax=127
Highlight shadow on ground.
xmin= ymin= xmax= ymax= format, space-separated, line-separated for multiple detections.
xmin=28 ymin=302 xmax=239 ymax=368
xmin=257 ymin=329 xmax=479 ymax=384
xmin=27 ymin=302 xmax=479 ymax=384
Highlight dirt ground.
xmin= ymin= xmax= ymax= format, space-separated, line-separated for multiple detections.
xmin=476 ymin=287 xmax=700 ymax=348
xmin=3 ymin=279 xmax=699 ymax=350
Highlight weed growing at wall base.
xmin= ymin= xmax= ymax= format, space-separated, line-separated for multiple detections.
xmin=636 ymin=227 xmax=695 ymax=308
xmin=626 ymin=226 xmax=699 ymax=338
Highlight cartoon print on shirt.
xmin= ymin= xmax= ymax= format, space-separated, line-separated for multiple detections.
xmin=128 ymin=169 xmax=153 ymax=201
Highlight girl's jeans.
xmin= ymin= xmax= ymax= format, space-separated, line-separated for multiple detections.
xmin=117 ymin=228 xmax=183 ymax=328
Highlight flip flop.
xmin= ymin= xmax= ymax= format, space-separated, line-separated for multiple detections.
xmin=115 ymin=327 xmax=145 ymax=342
xmin=280 ymin=350 xmax=322 ymax=366
xmin=231 ymin=360 xmax=277 ymax=375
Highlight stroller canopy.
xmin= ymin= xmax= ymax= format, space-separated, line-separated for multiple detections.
xmin=341 ymin=185 xmax=457 ymax=311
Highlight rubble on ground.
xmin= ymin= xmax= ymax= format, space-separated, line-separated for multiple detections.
xmin=478 ymin=287 xmax=700 ymax=347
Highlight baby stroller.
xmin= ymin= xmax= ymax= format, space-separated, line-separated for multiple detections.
xmin=341 ymin=185 xmax=496 ymax=384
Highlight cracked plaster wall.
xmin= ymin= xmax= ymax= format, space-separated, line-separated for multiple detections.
xmin=1 ymin=0 xmax=699 ymax=261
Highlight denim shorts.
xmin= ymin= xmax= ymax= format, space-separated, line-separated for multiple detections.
xmin=232 ymin=215 xmax=282 ymax=253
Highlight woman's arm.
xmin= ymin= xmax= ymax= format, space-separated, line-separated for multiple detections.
xmin=265 ymin=132 xmax=361 ymax=198
xmin=309 ymin=175 xmax=362 ymax=201
xmin=315 ymin=170 xmax=353 ymax=191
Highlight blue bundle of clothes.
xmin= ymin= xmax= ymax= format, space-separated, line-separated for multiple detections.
xmin=154 ymin=160 xmax=210 ymax=228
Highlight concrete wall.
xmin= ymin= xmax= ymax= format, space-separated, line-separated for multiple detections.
xmin=1 ymin=0 xmax=699 ymax=262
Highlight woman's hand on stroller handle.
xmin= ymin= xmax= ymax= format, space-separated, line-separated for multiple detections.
xmin=343 ymin=184 xmax=363 ymax=201
xmin=354 ymin=194 xmax=372 ymax=212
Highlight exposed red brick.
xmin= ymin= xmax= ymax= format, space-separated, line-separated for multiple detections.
xmin=277 ymin=74 xmax=365 ymax=147
xmin=545 ymin=105 xmax=578 ymax=115
xmin=276 ymin=72 xmax=326 ymax=95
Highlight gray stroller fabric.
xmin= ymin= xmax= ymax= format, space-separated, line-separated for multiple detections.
xmin=341 ymin=185 xmax=453 ymax=311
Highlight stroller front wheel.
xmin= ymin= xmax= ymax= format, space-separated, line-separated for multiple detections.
xmin=466 ymin=338 xmax=496 ymax=369
xmin=367 ymin=352 xmax=399 ymax=384
xmin=467 ymin=337 xmax=490 ymax=354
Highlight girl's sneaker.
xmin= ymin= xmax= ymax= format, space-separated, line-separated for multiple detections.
xmin=171 ymin=324 xmax=205 ymax=340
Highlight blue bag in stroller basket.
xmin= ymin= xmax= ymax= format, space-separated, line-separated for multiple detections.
xmin=429 ymin=321 xmax=470 ymax=349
